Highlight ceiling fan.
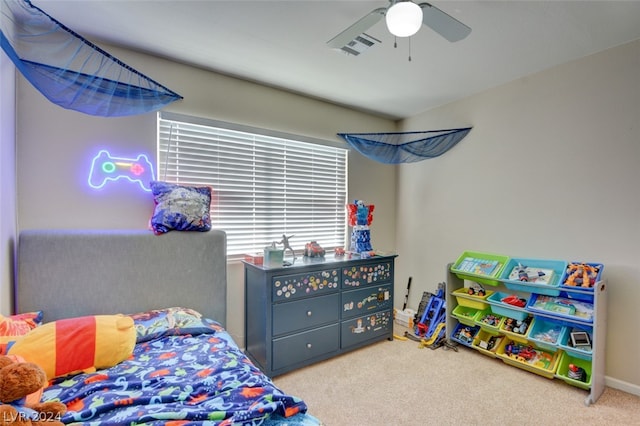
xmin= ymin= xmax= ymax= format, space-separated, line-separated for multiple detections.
xmin=327 ymin=1 xmax=471 ymax=51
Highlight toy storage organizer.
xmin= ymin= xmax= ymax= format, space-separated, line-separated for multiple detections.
xmin=445 ymin=255 xmax=607 ymax=406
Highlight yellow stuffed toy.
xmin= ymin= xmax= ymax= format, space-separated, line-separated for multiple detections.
xmin=0 ymin=354 xmax=66 ymax=426
xmin=7 ymin=314 xmax=136 ymax=380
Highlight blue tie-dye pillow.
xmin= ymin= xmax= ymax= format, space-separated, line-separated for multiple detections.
xmin=149 ymin=181 xmax=212 ymax=234
xmin=128 ymin=307 xmax=222 ymax=343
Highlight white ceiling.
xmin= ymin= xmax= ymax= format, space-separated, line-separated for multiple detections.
xmin=31 ymin=0 xmax=640 ymax=120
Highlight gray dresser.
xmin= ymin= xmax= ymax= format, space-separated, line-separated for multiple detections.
xmin=244 ymin=254 xmax=396 ymax=377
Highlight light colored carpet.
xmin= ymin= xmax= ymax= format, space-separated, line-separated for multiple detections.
xmin=274 ymin=329 xmax=640 ymax=426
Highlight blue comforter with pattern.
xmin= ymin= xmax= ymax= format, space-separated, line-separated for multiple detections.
xmin=42 ymin=327 xmax=316 ymax=425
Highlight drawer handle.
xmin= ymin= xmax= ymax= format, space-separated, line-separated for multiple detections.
xmin=306 ymin=311 xmax=312 ymax=317
xmin=306 ymin=343 xmax=312 ymax=349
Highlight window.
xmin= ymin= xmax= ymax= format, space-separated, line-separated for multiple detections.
xmin=157 ymin=112 xmax=348 ymax=259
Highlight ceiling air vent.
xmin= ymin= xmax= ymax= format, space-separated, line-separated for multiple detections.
xmin=338 ymin=33 xmax=380 ymax=56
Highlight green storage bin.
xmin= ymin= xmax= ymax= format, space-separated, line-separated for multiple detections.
xmin=474 ymin=309 xmax=505 ymax=335
xmin=557 ymin=351 xmax=592 ymax=390
xmin=451 ymin=251 xmax=510 ymax=286
xmin=452 ymin=305 xmax=479 ymax=326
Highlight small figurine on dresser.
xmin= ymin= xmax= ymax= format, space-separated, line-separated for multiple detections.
xmin=347 ymin=199 xmax=374 ymax=254
xmin=279 ymin=234 xmax=297 ymax=261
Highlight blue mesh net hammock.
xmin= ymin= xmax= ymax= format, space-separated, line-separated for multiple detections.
xmin=0 ymin=0 xmax=182 ymax=116
xmin=338 ymin=127 xmax=472 ymax=164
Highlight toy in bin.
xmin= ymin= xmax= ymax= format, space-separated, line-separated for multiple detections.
xmin=570 ymin=331 xmax=591 ymax=349
xmin=568 ymin=364 xmax=588 ymax=382
xmin=467 ymin=282 xmax=486 ymax=297
xmin=502 ymin=316 xmax=531 ymax=335
xmin=501 ymin=294 xmax=526 ymax=308
xmin=505 ymin=342 xmax=536 ymax=362
xmin=529 ymin=294 xmax=594 ymax=322
xmin=509 ymin=262 xmax=553 ymax=284
xmin=477 ymin=334 xmax=503 ymax=352
xmin=563 ymin=263 xmax=601 ymax=288
xmin=452 ymin=325 xmax=478 ymax=345
xmin=504 ymin=341 xmax=554 ymax=369
xmin=477 ymin=312 xmax=502 ymax=328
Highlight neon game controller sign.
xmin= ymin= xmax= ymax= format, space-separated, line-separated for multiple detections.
xmin=88 ymin=150 xmax=156 ymax=192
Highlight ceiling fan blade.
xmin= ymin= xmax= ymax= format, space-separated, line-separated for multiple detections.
xmin=327 ymin=7 xmax=386 ymax=49
xmin=419 ymin=2 xmax=471 ymax=42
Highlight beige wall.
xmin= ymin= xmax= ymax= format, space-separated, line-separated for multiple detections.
xmin=396 ymin=40 xmax=640 ymax=392
xmin=0 ymin=51 xmax=16 ymax=315
xmin=9 ymin=36 xmax=639 ymax=393
xmin=14 ymin=44 xmax=397 ymax=343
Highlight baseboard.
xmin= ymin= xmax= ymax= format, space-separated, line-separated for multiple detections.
xmin=606 ymin=376 xmax=640 ymax=396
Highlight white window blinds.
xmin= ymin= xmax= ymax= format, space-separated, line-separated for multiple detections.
xmin=158 ymin=113 xmax=348 ymax=258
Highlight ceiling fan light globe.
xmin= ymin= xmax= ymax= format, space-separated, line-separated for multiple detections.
xmin=386 ymin=1 xmax=423 ymax=37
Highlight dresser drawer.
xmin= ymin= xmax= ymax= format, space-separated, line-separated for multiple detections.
xmin=272 ymin=324 xmax=340 ymax=371
xmin=342 ymin=284 xmax=392 ymax=319
xmin=273 ymin=269 xmax=340 ymax=302
xmin=342 ymin=261 xmax=394 ymax=288
xmin=273 ymin=293 xmax=340 ymax=336
xmin=341 ymin=310 xmax=393 ymax=349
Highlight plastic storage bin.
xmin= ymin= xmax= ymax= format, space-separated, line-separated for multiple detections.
xmin=472 ymin=330 xmax=505 ymax=358
xmin=452 ymin=287 xmax=493 ymax=310
xmin=557 ymin=351 xmax=592 ymax=390
xmin=452 ymin=305 xmax=479 ymax=326
xmin=558 ymin=326 xmax=593 ymax=360
xmin=474 ymin=309 xmax=505 ymax=334
xmin=527 ymin=318 xmax=565 ymax=351
xmin=451 ymin=251 xmax=509 ymax=286
xmin=526 ymin=293 xmax=594 ymax=324
xmin=496 ymin=338 xmax=560 ymax=379
xmin=500 ymin=315 xmax=533 ymax=344
xmin=499 ymin=258 xmax=566 ymax=296
xmin=559 ymin=262 xmax=604 ymax=291
xmin=487 ymin=291 xmax=529 ymax=321
xmin=450 ymin=323 xmax=480 ymax=347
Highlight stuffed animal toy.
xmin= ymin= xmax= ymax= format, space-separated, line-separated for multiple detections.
xmin=0 ymin=355 xmax=66 ymax=426
xmin=8 ymin=314 xmax=136 ymax=381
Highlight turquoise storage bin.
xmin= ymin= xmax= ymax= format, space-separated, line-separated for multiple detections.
xmin=558 ymin=326 xmax=593 ymax=360
xmin=488 ymin=291 xmax=529 ymax=321
xmin=528 ymin=318 xmax=565 ymax=351
xmin=499 ymin=258 xmax=566 ymax=296
xmin=559 ymin=262 xmax=604 ymax=292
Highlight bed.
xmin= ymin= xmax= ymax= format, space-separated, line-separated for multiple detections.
xmin=11 ymin=229 xmax=322 ymax=426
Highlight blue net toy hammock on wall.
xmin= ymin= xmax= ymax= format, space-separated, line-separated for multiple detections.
xmin=0 ymin=0 xmax=182 ymax=117
xmin=338 ymin=127 xmax=472 ymax=164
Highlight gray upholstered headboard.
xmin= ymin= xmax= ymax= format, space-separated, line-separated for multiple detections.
xmin=16 ymin=229 xmax=227 ymax=327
